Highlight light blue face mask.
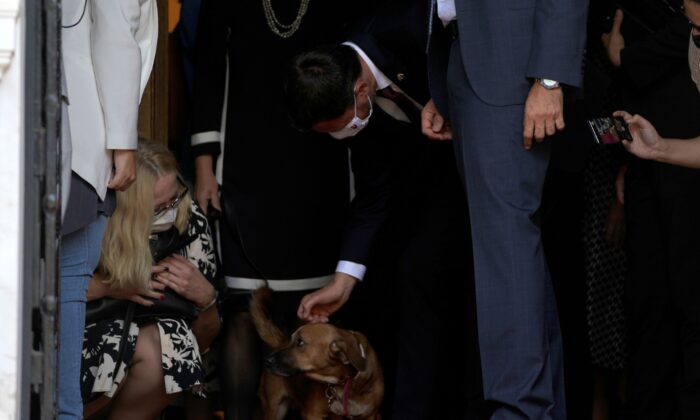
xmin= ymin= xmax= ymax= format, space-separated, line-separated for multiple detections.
xmin=329 ymin=95 xmax=373 ymax=140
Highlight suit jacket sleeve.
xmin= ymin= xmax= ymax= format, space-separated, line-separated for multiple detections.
xmin=90 ymin=0 xmax=156 ymax=150
xmin=620 ymin=16 xmax=692 ymax=90
xmin=340 ymin=136 xmax=392 ymax=266
xmin=526 ymin=0 xmax=589 ymax=87
xmin=190 ymin=0 xmax=228 ymax=158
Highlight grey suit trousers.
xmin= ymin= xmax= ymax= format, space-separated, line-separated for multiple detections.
xmin=447 ymin=39 xmax=566 ymax=420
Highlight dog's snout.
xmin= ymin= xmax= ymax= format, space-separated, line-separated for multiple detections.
xmin=263 ymin=351 xmax=299 ymax=377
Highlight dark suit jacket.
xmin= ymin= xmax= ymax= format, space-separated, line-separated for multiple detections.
xmin=350 ymin=0 xmax=431 ymax=105
xmin=429 ymin=0 xmax=588 ymax=112
xmin=337 ymin=0 xmax=464 ymax=264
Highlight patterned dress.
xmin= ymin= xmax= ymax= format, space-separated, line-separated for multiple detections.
xmin=80 ymin=201 xmax=217 ymax=401
xmin=583 ymin=146 xmax=627 ymax=370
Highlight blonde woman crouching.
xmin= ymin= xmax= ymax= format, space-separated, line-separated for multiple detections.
xmin=81 ymin=139 xmax=220 ymax=419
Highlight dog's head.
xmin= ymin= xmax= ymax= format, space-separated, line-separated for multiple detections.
xmin=264 ymin=324 xmax=368 ymax=384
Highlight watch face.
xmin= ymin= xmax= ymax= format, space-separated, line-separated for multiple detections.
xmin=540 ymin=79 xmax=559 ymax=89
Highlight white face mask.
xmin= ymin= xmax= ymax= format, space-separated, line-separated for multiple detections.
xmin=152 ymin=208 xmax=178 ymax=233
xmin=329 ymin=95 xmax=373 ymax=140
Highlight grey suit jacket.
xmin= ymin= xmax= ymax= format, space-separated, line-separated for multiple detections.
xmin=429 ymin=0 xmax=588 ymax=110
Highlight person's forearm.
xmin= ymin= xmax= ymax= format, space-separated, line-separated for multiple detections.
xmin=90 ymin=0 xmax=146 ymax=150
xmin=195 ymin=155 xmax=214 ymax=175
xmin=86 ymin=276 xmax=107 ymax=301
xmin=191 ymin=306 xmax=220 ymax=351
xmin=654 ymin=136 xmax=700 ymax=168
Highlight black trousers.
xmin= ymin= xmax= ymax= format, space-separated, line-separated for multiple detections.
xmin=390 ymin=190 xmax=478 ymax=420
xmin=624 ymin=160 xmax=700 ymax=420
xmin=336 ymin=138 xmax=479 ymax=419
xmin=541 ymin=166 xmax=592 ymax=420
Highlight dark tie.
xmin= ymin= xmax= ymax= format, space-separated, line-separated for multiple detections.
xmin=376 ymin=86 xmax=422 ymax=125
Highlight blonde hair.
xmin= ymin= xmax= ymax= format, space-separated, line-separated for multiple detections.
xmin=97 ymin=139 xmax=192 ymax=291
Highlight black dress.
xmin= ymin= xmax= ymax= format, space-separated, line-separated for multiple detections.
xmin=583 ymin=146 xmax=627 ymax=370
xmin=190 ymin=0 xmax=384 ymax=280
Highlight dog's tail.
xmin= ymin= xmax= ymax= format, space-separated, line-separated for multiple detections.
xmin=249 ymin=286 xmax=287 ymax=348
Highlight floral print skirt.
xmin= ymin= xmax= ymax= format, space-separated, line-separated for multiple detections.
xmin=80 ymin=317 xmax=205 ymax=401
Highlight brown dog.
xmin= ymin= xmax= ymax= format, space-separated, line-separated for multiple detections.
xmin=250 ymin=286 xmax=384 ymax=419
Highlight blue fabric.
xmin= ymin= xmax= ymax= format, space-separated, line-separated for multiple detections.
xmin=445 ymin=40 xmax=566 ymax=419
xmin=177 ymin=0 xmax=203 ymax=94
xmin=429 ymin=0 xmax=587 ymax=109
xmin=57 ymin=215 xmax=107 ymax=419
xmin=174 ymin=0 xmax=202 ymax=181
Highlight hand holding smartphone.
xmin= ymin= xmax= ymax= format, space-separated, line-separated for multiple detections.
xmin=588 ymin=116 xmax=633 ymax=145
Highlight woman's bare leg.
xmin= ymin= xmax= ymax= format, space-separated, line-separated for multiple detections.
xmin=84 ymin=395 xmax=112 ymax=419
xmin=592 ymin=368 xmax=609 ymax=420
xmin=107 ymin=324 xmax=179 ymax=420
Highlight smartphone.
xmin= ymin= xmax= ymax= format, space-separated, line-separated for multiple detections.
xmin=587 ymin=116 xmax=633 ymax=145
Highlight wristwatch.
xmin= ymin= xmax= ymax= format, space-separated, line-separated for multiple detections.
xmin=537 ymin=78 xmax=561 ymax=90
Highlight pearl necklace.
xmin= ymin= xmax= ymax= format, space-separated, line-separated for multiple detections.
xmin=262 ymin=0 xmax=311 ymax=38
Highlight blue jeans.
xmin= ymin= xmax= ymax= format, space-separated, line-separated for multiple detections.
xmin=58 ymin=215 xmax=107 ymax=419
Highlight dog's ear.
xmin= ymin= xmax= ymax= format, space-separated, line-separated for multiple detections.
xmin=330 ymin=332 xmax=367 ymax=372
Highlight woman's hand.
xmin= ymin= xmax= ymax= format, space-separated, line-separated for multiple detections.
xmin=153 ymin=254 xmax=216 ymax=309
xmin=613 ymin=111 xmax=667 ymax=161
xmin=87 ymin=274 xmax=166 ymax=307
xmin=601 ymin=10 xmax=624 ymax=67
xmin=195 ymin=155 xmax=221 ymax=214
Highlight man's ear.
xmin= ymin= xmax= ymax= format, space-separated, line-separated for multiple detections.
xmin=330 ymin=332 xmax=367 ymax=372
xmin=355 ymin=79 xmax=370 ymax=99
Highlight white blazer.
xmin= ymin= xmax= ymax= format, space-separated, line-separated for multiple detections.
xmin=61 ymin=0 xmax=158 ymax=199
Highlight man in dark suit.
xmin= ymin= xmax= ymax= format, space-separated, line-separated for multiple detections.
xmin=284 ymin=2 xmax=476 ymax=417
xmin=286 ymin=0 xmax=442 ymax=325
xmin=422 ymin=1 xmax=588 ymax=418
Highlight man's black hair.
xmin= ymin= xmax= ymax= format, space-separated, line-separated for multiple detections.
xmin=284 ymin=44 xmax=361 ymax=130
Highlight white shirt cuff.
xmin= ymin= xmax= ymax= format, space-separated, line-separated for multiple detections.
xmin=336 ymin=260 xmax=366 ymax=282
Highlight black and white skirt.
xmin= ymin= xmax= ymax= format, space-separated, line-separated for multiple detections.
xmin=80 ymin=317 xmax=205 ymax=401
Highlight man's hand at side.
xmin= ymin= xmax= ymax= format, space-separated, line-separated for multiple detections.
xmin=421 ymin=99 xmax=452 ymax=141
xmin=108 ymin=149 xmax=136 ymax=191
xmin=297 ymin=272 xmax=358 ymax=323
xmin=523 ymin=83 xmax=564 ymax=150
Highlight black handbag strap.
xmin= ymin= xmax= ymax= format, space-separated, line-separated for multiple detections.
xmin=150 ymin=226 xmax=197 ymax=262
xmin=111 ymin=302 xmax=136 ymax=380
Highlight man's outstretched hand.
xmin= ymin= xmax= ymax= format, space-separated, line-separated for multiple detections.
xmin=297 ymin=272 xmax=358 ymax=323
